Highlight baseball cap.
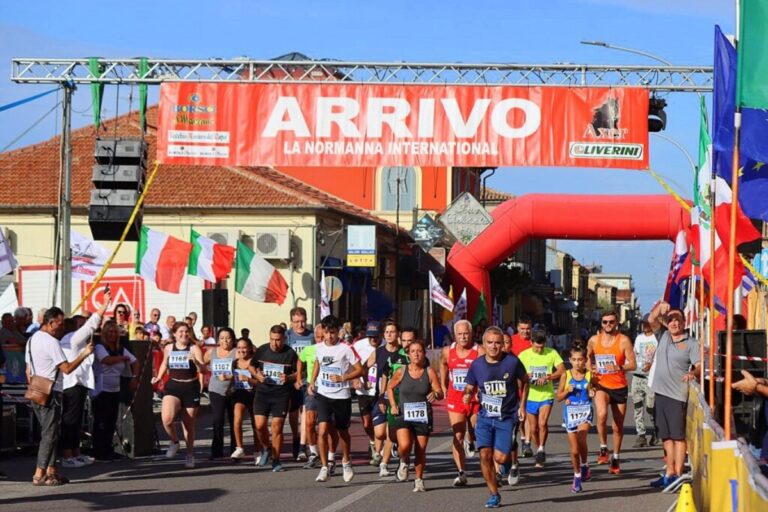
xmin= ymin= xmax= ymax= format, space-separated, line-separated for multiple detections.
xmin=365 ymin=321 xmax=381 ymax=337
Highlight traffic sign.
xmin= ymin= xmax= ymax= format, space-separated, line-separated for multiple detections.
xmin=410 ymin=214 xmax=444 ymax=252
xmin=439 ymin=192 xmax=493 ymax=246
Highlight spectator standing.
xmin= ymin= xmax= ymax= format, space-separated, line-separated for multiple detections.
xmin=631 ymin=318 xmax=658 ymax=447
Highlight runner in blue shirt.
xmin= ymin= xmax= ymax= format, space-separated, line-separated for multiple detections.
xmin=464 ymin=326 xmax=529 ymax=509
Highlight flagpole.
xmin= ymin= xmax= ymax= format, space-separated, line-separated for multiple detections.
xmin=429 ymin=292 xmax=434 ymax=351
xmin=724 ymin=1 xmax=744 ymax=441
xmin=708 ymin=133 xmax=718 ymax=412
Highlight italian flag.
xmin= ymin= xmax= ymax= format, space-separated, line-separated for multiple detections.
xmin=136 ymin=227 xmax=193 ymax=293
xmin=188 ymin=229 xmax=235 ymax=282
xmin=235 ymin=240 xmax=288 ymax=304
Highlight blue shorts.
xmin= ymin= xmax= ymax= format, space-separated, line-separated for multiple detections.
xmin=475 ymin=415 xmax=518 ymax=454
xmin=526 ymin=399 xmax=554 ymax=416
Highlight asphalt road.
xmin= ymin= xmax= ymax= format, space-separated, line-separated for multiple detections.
xmin=0 ymin=396 xmax=678 ymax=511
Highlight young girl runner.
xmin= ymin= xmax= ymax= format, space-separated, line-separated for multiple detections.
xmin=556 ymin=342 xmax=594 ymax=493
xmin=229 ymin=338 xmax=264 ymax=463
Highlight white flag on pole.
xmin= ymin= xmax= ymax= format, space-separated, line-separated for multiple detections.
xmin=71 ymin=230 xmax=109 ymax=281
xmin=0 ymin=226 xmax=18 ymax=278
xmin=320 ymin=270 xmax=331 ymax=319
xmin=453 ymin=288 xmax=468 ymax=321
xmin=0 ymin=283 xmax=18 ymax=313
xmin=428 ymin=271 xmax=454 ymax=310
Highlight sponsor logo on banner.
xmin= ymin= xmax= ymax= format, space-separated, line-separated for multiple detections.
xmin=157 ymin=83 xmax=649 ymax=169
xmin=80 ymin=277 xmax=145 ymax=319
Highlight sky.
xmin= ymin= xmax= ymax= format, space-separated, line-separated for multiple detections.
xmin=0 ymin=0 xmax=737 ymax=311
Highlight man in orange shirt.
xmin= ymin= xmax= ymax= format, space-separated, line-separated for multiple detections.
xmin=510 ymin=315 xmax=533 ymax=458
xmin=587 ymin=310 xmax=636 ymax=475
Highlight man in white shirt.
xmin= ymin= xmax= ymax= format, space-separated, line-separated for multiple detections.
xmin=631 ymin=317 xmax=658 ymax=448
xmin=309 ymin=315 xmax=363 ymax=484
xmin=60 ymin=290 xmax=111 ymax=468
xmin=26 ymin=307 xmax=94 ymax=486
xmin=352 ymin=321 xmax=383 ymax=461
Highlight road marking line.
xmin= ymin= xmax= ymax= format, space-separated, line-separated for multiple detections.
xmin=316 ymin=484 xmax=385 ymax=512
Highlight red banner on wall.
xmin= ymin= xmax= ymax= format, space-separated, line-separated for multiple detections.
xmin=157 ymin=83 xmax=649 ymax=169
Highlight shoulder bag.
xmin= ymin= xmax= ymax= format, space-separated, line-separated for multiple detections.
xmin=25 ymin=336 xmax=58 ymax=406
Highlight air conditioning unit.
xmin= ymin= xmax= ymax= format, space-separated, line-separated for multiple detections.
xmin=253 ymin=229 xmax=291 ymax=259
xmin=206 ymin=231 xmax=242 ymax=247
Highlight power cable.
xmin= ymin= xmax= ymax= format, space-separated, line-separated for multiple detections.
xmin=1 ymin=101 xmax=61 ymax=152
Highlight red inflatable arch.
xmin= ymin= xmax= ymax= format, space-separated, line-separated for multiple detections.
xmin=446 ymin=194 xmax=690 ymax=318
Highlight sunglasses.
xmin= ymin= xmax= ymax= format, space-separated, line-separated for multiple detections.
xmin=602 ymin=320 xmax=616 ymax=325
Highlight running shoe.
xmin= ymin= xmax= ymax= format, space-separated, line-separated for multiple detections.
xmin=453 ymin=472 xmax=468 ymax=486
xmin=230 ymin=447 xmax=245 ymax=460
xmin=580 ymin=465 xmax=592 ymax=482
xmin=571 ymin=476 xmax=583 ymax=493
xmin=297 ymin=452 xmax=308 ymax=462
xmin=61 ymin=458 xmax=85 ymax=469
xmin=370 ymin=451 xmax=382 ymax=466
xmin=316 ymin=466 xmax=329 ymax=482
xmin=464 ymin=439 xmax=476 ymax=458
xmin=608 ymin=456 xmax=621 ymax=475
xmin=396 ymin=461 xmax=409 ymax=482
xmin=379 ymin=463 xmax=391 ymax=477
xmin=256 ymin=451 xmax=271 ymax=467
xmin=633 ymin=436 xmax=648 ymax=448
xmin=165 ymin=442 xmax=180 ymax=459
xmin=342 ymin=462 xmax=354 ymax=482
xmin=303 ymin=453 xmax=320 ymax=469
xmin=391 ymin=444 xmax=399 ymax=459
xmin=185 ymin=455 xmax=195 ymax=469
xmin=597 ymin=447 xmax=610 ymax=465
xmin=272 ymin=461 xmax=285 ymax=473
xmin=253 ymin=452 xmax=263 ymax=466
xmin=534 ymin=450 xmax=545 ymax=468
xmin=650 ymin=474 xmax=678 ymax=489
xmin=328 ymin=460 xmax=337 ymax=476
xmin=508 ymin=465 xmax=520 ymax=486
xmin=75 ymin=455 xmax=95 ymax=466
xmin=521 ymin=441 xmax=534 ymax=458
xmin=413 ymin=478 xmax=426 ymax=492
xmin=649 ymin=433 xmax=659 ymax=446
xmin=484 ymin=494 xmax=501 ymax=509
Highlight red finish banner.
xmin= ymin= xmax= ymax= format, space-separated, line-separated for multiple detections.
xmin=157 ymin=83 xmax=649 ymax=169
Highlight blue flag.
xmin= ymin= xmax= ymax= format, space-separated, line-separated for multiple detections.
xmin=713 ymin=25 xmax=768 ymax=220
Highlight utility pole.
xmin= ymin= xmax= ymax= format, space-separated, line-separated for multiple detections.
xmin=61 ymin=83 xmax=74 ymax=312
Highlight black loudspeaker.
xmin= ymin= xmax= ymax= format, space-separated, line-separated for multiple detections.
xmin=115 ymin=340 xmax=155 ymax=458
xmin=203 ymin=289 xmax=229 ymax=327
xmin=88 ymin=204 xmax=143 ymax=241
xmin=713 ymin=329 xmax=767 ymax=447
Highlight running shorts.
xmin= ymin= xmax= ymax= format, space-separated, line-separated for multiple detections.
xmin=164 ymin=380 xmax=201 ymax=409
xmin=446 ymin=399 xmax=480 ymax=417
xmin=316 ymin=394 xmax=352 ymax=430
xmin=253 ymin=391 xmax=290 ymax=418
xmin=596 ymin=385 xmax=628 ymax=405
xmin=475 ymin=415 xmax=518 ymax=454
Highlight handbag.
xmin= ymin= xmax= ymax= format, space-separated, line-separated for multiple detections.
xmin=24 ymin=336 xmax=58 ymax=406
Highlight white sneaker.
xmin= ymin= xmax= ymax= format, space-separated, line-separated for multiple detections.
xmin=62 ymin=457 xmax=85 ymax=468
xmin=379 ymin=463 xmax=391 ymax=477
xmin=316 ymin=466 xmax=329 ymax=482
xmin=396 ymin=461 xmax=409 ymax=482
xmin=508 ymin=465 xmax=520 ymax=486
xmin=463 ymin=439 xmax=476 ymax=458
xmin=342 ymin=462 xmax=354 ymax=482
xmin=185 ymin=455 xmax=195 ymax=468
xmin=165 ymin=442 xmax=180 ymax=459
xmin=230 ymin=447 xmax=245 ymax=460
xmin=75 ymin=455 xmax=95 ymax=466
xmin=413 ymin=478 xmax=426 ymax=492
xmin=453 ymin=473 xmax=468 ymax=487
xmin=253 ymin=452 xmax=262 ymax=466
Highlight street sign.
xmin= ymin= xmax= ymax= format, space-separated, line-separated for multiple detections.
xmin=347 ymin=225 xmax=376 ymax=267
xmin=439 ymin=192 xmax=493 ymax=246
xmin=410 ymin=214 xmax=444 ymax=253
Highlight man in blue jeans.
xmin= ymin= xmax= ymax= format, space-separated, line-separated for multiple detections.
xmin=464 ymin=326 xmax=529 ymax=508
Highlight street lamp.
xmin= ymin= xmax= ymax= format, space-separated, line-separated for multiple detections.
xmin=580 ymin=40 xmax=674 ymax=66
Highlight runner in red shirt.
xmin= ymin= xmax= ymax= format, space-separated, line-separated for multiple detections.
xmin=440 ymin=319 xmax=484 ymax=486
xmin=511 ymin=315 xmax=534 ymax=459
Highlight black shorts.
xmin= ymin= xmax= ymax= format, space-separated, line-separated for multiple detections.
xmin=231 ymin=389 xmax=255 ymax=410
xmin=316 ymin=394 xmax=352 ymax=430
xmin=654 ymin=394 xmax=687 ymax=441
xmin=289 ymin=386 xmax=304 ymax=412
xmin=165 ymin=380 xmax=201 ymax=408
xmin=597 ymin=385 xmax=628 ymax=405
xmin=392 ymin=415 xmax=433 ymax=437
xmin=357 ymin=394 xmax=377 ymax=417
xmin=253 ymin=390 xmax=290 ymax=418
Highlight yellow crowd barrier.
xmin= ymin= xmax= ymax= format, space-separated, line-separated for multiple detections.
xmin=686 ymin=385 xmax=768 ymax=511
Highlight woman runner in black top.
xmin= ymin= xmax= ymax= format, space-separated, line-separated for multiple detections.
xmin=387 ymin=339 xmax=443 ymax=492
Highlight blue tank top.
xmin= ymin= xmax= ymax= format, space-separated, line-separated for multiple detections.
xmin=564 ymin=370 xmax=591 ymax=406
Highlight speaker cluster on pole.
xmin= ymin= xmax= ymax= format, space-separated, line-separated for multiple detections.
xmin=88 ymin=138 xmax=147 ymax=241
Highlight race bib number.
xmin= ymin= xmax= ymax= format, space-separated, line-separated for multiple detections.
xmin=169 ymin=351 xmax=189 ymax=370
xmin=291 ymin=339 xmax=311 ymax=355
xmin=367 ymin=364 xmax=378 ymax=384
xmin=595 ymin=354 xmax=617 ymax=374
xmin=262 ymin=362 xmax=283 ymax=384
xmin=403 ymin=401 xmax=428 ymax=424
xmin=320 ymin=365 xmax=343 ymax=388
xmin=211 ymin=359 xmax=232 ymax=378
xmin=566 ymin=404 xmax=592 ymax=429
xmin=451 ymin=368 xmax=468 ymax=391
xmin=234 ymin=369 xmax=252 ymax=390
xmin=530 ymin=366 xmax=548 ymax=381
xmin=481 ymin=395 xmax=502 ymax=418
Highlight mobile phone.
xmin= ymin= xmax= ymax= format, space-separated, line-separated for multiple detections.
xmin=104 ymin=284 xmax=111 ymax=295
